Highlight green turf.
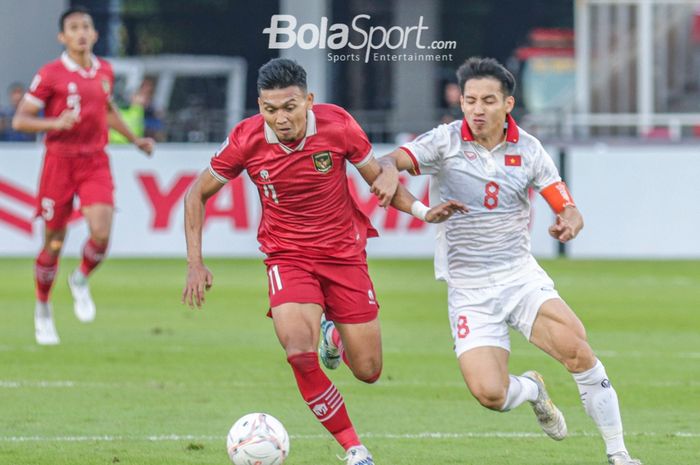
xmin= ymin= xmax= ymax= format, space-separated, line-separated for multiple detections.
xmin=1 ymin=258 xmax=698 ymax=464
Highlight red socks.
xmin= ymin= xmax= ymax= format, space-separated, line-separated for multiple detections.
xmin=35 ymin=249 xmax=59 ymax=302
xmin=287 ymin=352 xmax=360 ymax=450
xmin=79 ymin=238 xmax=108 ymax=276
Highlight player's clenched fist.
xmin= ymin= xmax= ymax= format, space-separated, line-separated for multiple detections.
xmin=53 ymin=109 xmax=80 ymax=130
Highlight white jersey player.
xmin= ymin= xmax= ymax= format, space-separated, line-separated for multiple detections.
xmin=370 ymin=57 xmax=642 ymax=465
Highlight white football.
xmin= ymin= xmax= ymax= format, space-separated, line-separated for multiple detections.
xmin=226 ymin=412 xmax=290 ymax=465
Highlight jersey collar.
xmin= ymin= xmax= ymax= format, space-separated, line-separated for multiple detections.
xmin=460 ymin=113 xmax=520 ymax=144
xmin=61 ymin=51 xmax=101 ymax=78
xmin=264 ymin=109 xmax=317 ymax=153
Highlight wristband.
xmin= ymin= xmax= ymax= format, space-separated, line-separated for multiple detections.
xmin=411 ymin=200 xmax=430 ymax=221
xmin=541 ymin=181 xmax=576 ymax=214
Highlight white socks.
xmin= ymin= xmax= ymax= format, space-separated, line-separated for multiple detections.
xmin=573 ymin=359 xmax=626 ymax=455
xmin=501 ymin=375 xmax=539 ymax=411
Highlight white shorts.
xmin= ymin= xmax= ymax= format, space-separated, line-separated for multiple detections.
xmin=448 ymin=263 xmax=560 ymax=357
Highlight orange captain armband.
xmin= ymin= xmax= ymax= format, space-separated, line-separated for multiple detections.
xmin=540 ymin=181 xmax=576 ymax=214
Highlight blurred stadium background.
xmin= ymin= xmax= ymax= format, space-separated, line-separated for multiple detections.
xmin=1 ymin=1 xmax=699 ymax=464
xmin=1 ymin=0 xmax=699 ymax=258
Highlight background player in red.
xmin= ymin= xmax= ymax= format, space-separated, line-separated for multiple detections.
xmin=182 ymin=58 xmax=463 ymax=465
xmin=12 ymin=6 xmax=155 ymax=345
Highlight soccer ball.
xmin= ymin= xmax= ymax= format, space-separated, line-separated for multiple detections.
xmin=226 ymin=412 xmax=290 ymax=465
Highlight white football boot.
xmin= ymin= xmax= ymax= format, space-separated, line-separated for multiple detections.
xmin=34 ymin=301 xmax=60 ymax=345
xmin=342 ymin=445 xmax=374 ymax=465
xmin=68 ymin=269 xmax=96 ymax=322
xmin=608 ymin=451 xmax=643 ymax=465
xmin=319 ymin=315 xmax=341 ymax=369
xmin=522 ymin=370 xmax=567 ymax=441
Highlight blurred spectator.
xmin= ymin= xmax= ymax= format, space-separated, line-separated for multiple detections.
xmin=109 ymin=78 xmax=165 ymax=143
xmin=139 ymin=78 xmax=166 ymax=142
xmin=0 ymin=83 xmax=36 ymax=141
xmin=439 ymin=82 xmax=463 ymax=124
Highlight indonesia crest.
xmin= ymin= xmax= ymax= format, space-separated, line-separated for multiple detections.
xmin=311 ymin=151 xmax=333 ymax=173
xmin=101 ymin=78 xmax=111 ymax=94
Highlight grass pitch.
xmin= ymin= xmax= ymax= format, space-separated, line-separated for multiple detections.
xmin=0 ymin=258 xmax=698 ymax=464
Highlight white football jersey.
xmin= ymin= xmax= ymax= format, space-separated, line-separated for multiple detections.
xmin=402 ymin=115 xmax=560 ymax=288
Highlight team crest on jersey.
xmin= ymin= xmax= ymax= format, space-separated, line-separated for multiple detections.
xmin=463 ymin=150 xmax=477 ymax=161
xmin=505 ymin=154 xmax=522 ymax=167
xmin=311 ymin=151 xmax=333 ymax=173
xmin=101 ymin=78 xmax=111 ymax=94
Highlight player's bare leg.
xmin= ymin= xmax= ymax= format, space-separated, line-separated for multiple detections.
xmin=34 ymin=227 xmax=66 ymax=345
xmin=334 ymin=319 xmax=382 ymax=383
xmin=272 ymin=303 xmax=374 ymax=464
xmin=69 ymin=203 xmax=113 ymax=322
xmin=531 ymin=298 xmax=642 ymax=463
xmin=458 ymin=345 xmax=567 ymax=440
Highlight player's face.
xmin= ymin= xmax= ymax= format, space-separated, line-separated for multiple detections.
xmin=58 ymin=13 xmax=98 ymax=55
xmin=258 ymin=86 xmax=313 ymax=142
xmin=461 ymin=78 xmax=514 ymax=142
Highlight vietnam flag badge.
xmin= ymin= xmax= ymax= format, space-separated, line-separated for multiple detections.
xmin=505 ymin=154 xmax=522 ymax=167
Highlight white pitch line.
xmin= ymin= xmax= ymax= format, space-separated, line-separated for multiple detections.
xmin=0 ymin=431 xmax=698 ymax=443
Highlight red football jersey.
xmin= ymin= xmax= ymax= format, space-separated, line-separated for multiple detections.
xmin=210 ymin=104 xmax=378 ymax=260
xmin=25 ymin=52 xmax=114 ymax=155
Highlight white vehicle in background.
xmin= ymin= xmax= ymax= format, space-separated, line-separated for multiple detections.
xmin=110 ymin=55 xmax=247 ymax=142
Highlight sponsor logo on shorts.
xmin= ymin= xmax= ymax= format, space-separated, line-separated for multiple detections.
xmin=311 ymin=151 xmax=333 ymax=173
xmin=260 ymin=169 xmax=270 ymax=181
xmin=368 ymin=289 xmax=376 ymax=305
xmin=601 ymin=378 xmax=611 ymax=388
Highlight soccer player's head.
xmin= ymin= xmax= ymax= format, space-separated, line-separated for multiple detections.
xmin=456 ymin=57 xmax=516 ymax=140
xmin=257 ymin=58 xmax=314 ymax=143
xmin=58 ymin=6 xmax=98 ymax=55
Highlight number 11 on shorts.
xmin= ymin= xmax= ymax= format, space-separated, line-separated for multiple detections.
xmin=268 ymin=265 xmax=283 ymax=294
xmin=457 ymin=314 xmax=470 ymax=339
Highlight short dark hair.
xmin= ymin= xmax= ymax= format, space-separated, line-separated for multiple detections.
xmin=456 ymin=57 xmax=516 ymax=97
xmin=59 ymin=5 xmax=92 ymax=31
xmin=256 ymin=58 xmax=307 ymax=94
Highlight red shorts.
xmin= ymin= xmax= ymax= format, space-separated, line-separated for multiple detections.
xmin=264 ymin=255 xmax=379 ymax=324
xmin=36 ymin=151 xmax=114 ymax=229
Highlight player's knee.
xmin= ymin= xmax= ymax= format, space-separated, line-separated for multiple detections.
xmin=44 ymin=232 xmax=65 ymax=254
xmin=44 ymin=240 xmax=63 ymax=255
xmin=353 ymin=361 xmax=382 ymax=384
xmin=562 ymin=341 xmax=595 ymax=373
xmin=471 ymin=385 xmax=507 ymax=411
xmin=90 ymin=230 xmax=111 ymax=246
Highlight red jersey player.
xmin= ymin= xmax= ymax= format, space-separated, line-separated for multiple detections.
xmin=182 ymin=58 xmax=463 ymax=465
xmin=12 ymin=6 xmax=155 ymax=345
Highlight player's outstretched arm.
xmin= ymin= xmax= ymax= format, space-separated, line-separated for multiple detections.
xmin=548 ymin=205 xmax=584 ymax=243
xmin=358 ymin=157 xmax=466 ymax=223
xmin=182 ymin=169 xmax=224 ymax=308
xmin=371 ymin=149 xmax=415 ymax=207
xmin=12 ymin=98 xmax=79 ymax=133
xmin=107 ymin=102 xmax=155 ymax=156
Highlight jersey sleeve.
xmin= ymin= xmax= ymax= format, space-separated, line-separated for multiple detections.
xmin=24 ymin=66 xmax=52 ymax=109
xmin=400 ymin=124 xmax=452 ymax=175
xmin=529 ymin=140 xmax=562 ymax=191
xmin=343 ymin=110 xmax=374 ymax=168
xmin=209 ymin=126 xmax=246 ymax=183
xmin=103 ymin=60 xmax=115 ymax=103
